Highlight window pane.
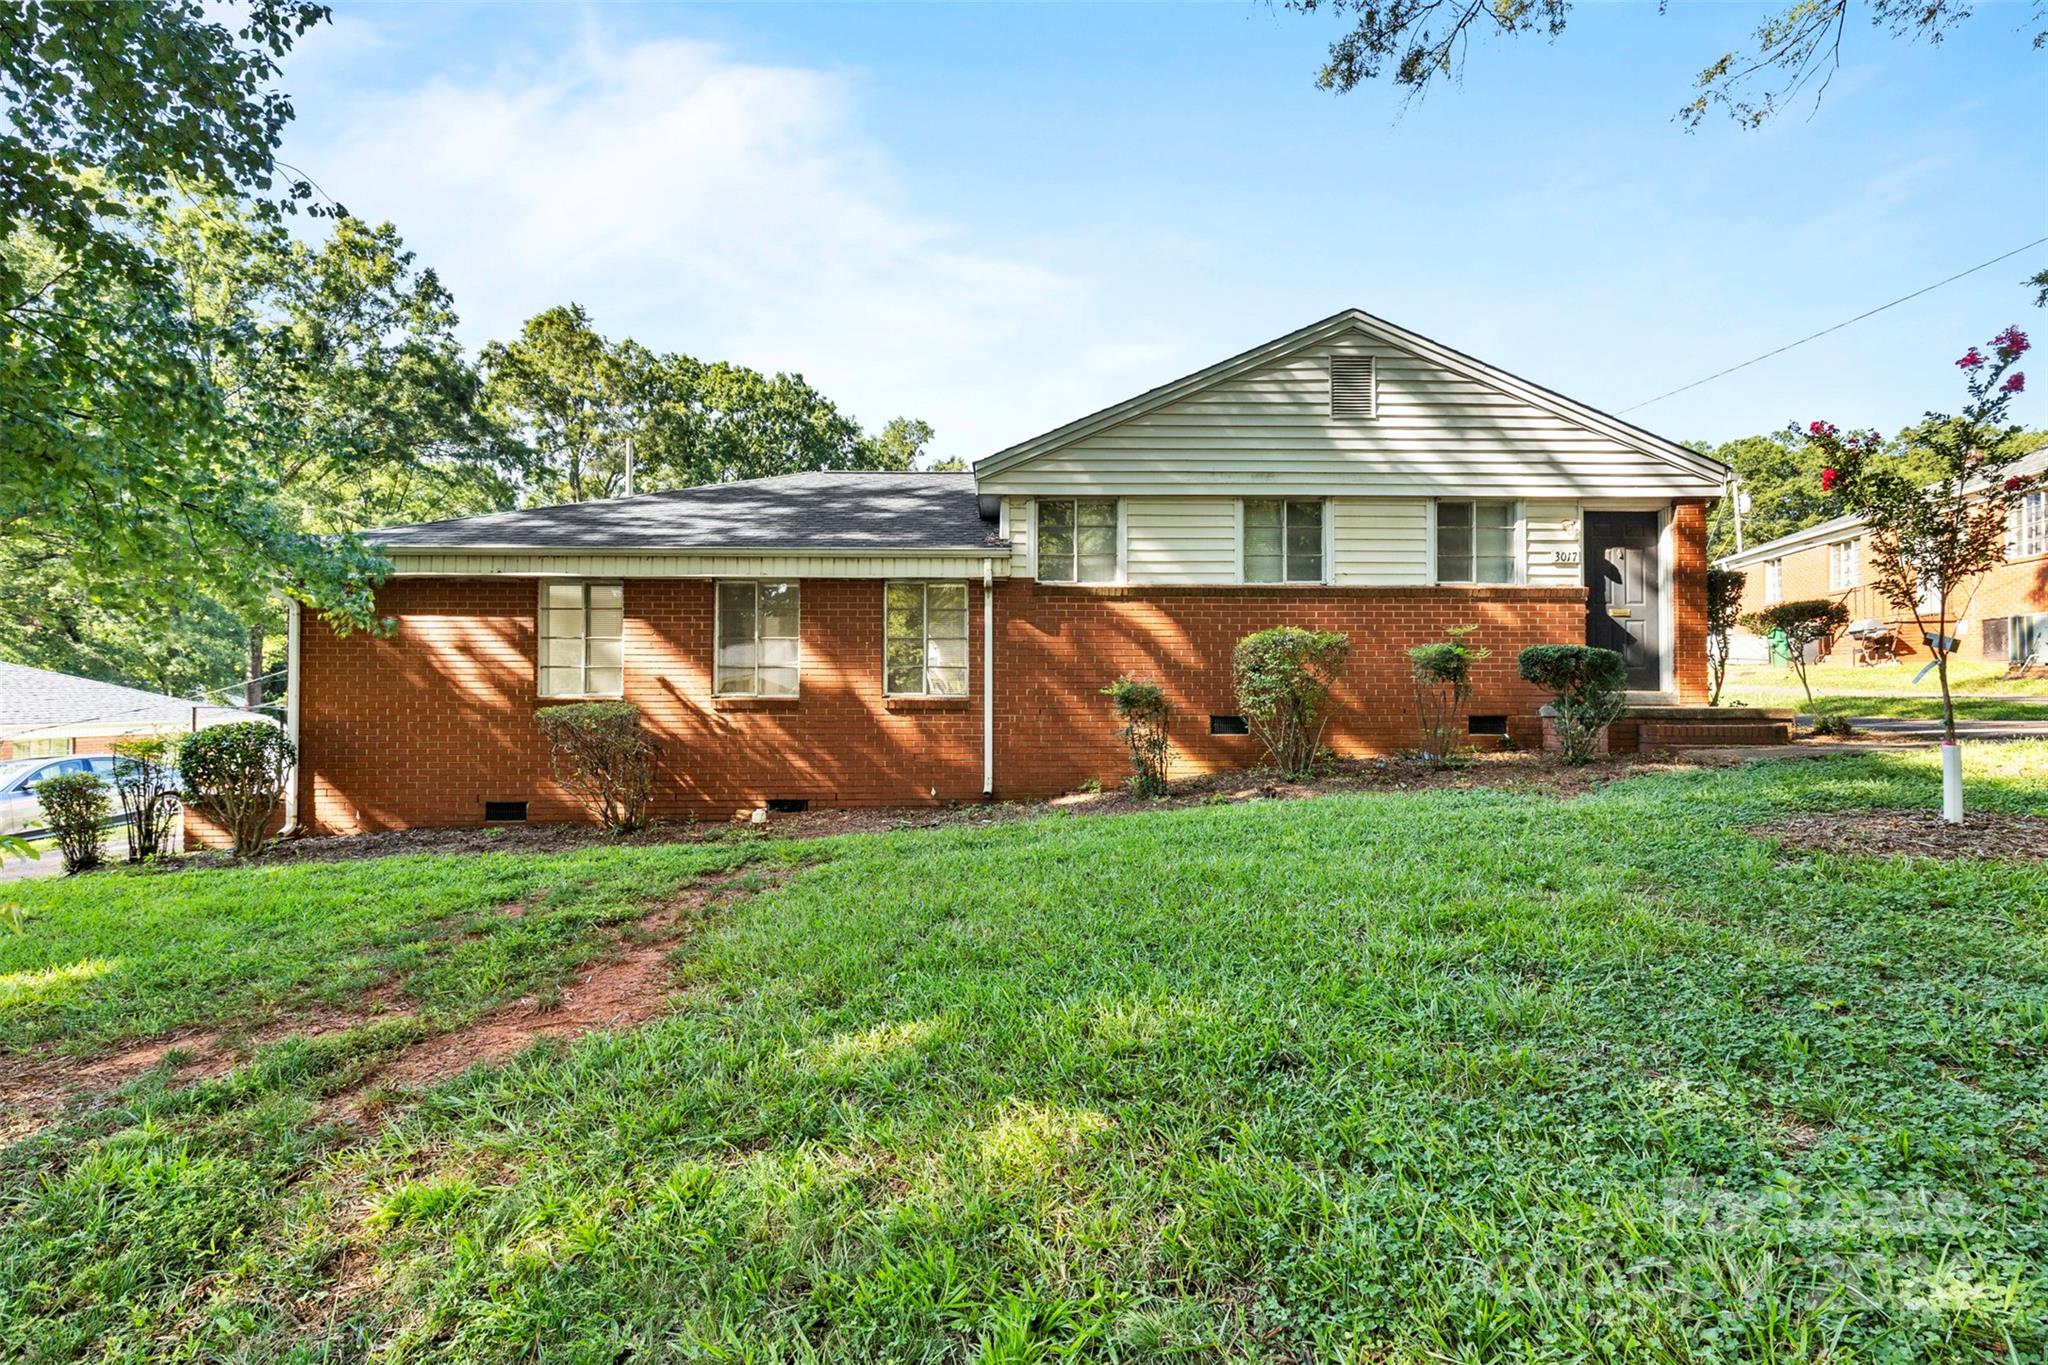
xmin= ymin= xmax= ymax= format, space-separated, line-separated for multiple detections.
xmin=1286 ymin=500 xmax=1323 ymax=530
xmin=1285 ymin=522 xmax=1321 ymax=558
xmin=1476 ymin=521 xmax=1513 ymax=561
xmin=1038 ymin=553 xmax=1075 ymax=583
xmin=927 ymin=583 xmax=968 ymax=612
xmin=1039 ymin=499 xmax=1075 ymax=532
xmin=1437 ymin=522 xmax=1472 ymax=580
xmin=545 ymin=608 xmax=584 ymax=640
xmin=717 ymin=583 xmax=756 ymax=643
xmin=587 ymin=583 xmax=622 ymax=610
xmin=885 ymin=640 xmax=925 ymax=693
xmin=758 ymin=666 xmax=799 ymax=696
xmin=1286 ymin=552 xmax=1324 ymax=583
xmin=885 ymin=582 xmax=924 ymax=641
xmin=1477 ymin=556 xmax=1515 ymax=584
xmin=1077 ymin=525 xmax=1117 ymax=559
xmin=759 ymin=582 xmax=799 ymax=638
xmin=927 ymin=636 xmax=968 ymax=669
xmin=717 ymin=641 xmax=758 ymax=670
xmin=540 ymin=666 xmax=579 ymax=697
xmin=1245 ymin=524 xmax=1282 ymax=557
xmin=1476 ymin=502 xmax=1515 ymax=533
xmin=1077 ymin=499 xmax=1118 ymax=530
xmin=584 ymin=668 xmax=623 ymax=696
xmin=1078 ymin=551 xmax=1118 ymax=583
xmin=546 ymin=583 xmax=584 ymax=609
xmin=927 ymin=666 xmax=967 ymax=696
xmin=1246 ymin=554 xmax=1283 ymax=583
xmin=586 ymin=637 xmax=623 ymax=670
xmin=759 ymin=637 xmax=799 ymax=669
xmin=1244 ymin=499 xmax=1281 ymax=531
xmin=586 ymin=608 xmax=623 ymax=640
xmin=545 ymin=638 xmax=583 ymax=669
xmin=927 ymin=608 xmax=968 ymax=641
xmin=1438 ymin=502 xmax=1474 ymax=532
xmin=715 ymin=666 xmax=755 ymax=695
xmin=1038 ymin=502 xmax=1075 ymax=581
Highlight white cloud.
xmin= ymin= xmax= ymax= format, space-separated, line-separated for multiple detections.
xmin=285 ymin=29 xmax=1170 ymax=461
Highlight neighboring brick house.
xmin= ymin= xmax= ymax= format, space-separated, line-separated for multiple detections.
xmin=1720 ymin=447 xmax=2048 ymax=666
xmin=0 ymin=661 xmax=259 ymax=761
xmin=279 ymin=310 xmax=1731 ymax=835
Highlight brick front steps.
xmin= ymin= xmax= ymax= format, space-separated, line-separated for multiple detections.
xmin=1541 ymin=706 xmax=1796 ymax=755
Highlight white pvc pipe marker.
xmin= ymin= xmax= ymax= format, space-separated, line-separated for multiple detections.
xmin=1941 ymin=741 xmax=1964 ymax=824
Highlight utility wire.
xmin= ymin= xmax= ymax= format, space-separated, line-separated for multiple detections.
xmin=1618 ymin=238 xmax=2048 ymax=415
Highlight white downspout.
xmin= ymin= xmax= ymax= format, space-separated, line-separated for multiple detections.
xmin=982 ymin=558 xmax=995 ymax=797
xmin=281 ymin=600 xmax=302 ymax=836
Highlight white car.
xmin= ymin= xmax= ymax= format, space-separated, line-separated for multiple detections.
xmin=0 ymin=755 xmax=120 ymax=837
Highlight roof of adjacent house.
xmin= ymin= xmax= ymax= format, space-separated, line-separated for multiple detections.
xmin=368 ymin=471 xmax=1003 ymax=553
xmin=0 ymin=661 xmax=261 ymax=741
xmin=1718 ymin=445 xmax=2048 ymax=568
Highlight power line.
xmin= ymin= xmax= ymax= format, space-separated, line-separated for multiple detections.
xmin=1617 ymin=238 xmax=2048 ymax=415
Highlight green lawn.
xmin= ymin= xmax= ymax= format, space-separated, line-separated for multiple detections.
xmin=1721 ymin=659 xmax=2048 ymax=720
xmin=3 ymin=748 xmax=2047 ymax=1361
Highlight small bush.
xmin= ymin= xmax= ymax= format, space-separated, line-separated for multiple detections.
xmin=1233 ymin=627 xmax=1351 ymax=778
xmin=180 ymin=721 xmax=295 ymax=858
xmin=537 ymin=702 xmax=655 ymax=831
xmin=1812 ymin=713 xmax=1857 ymax=738
xmin=1740 ymin=598 xmax=1851 ymax=712
xmin=1102 ymin=676 xmax=1173 ymax=797
xmin=1706 ymin=567 xmax=1746 ymax=707
xmin=1518 ymin=644 xmax=1629 ymax=765
xmin=37 ymin=771 xmax=109 ymax=875
xmin=112 ymin=735 xmax=181 ymax=862
xmin=1406 ymin=625 xmax=1489 ymax=763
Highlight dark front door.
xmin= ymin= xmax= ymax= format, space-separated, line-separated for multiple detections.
xmin=1585 ymin=511 xmax=1661 ymax=691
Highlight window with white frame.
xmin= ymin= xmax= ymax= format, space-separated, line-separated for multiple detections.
xmin=884 ymin=582 xmax=969 ymax=696
xmin=10 ymin=738 xmax=71 ymax=759
xmin=1243 ymin=499 xmax=1326 ymax=583
xmin=539 ymin=582 xmax=624 ymax=697
xmin=2010 ymin=491 xmax=2047 ymax=558
xmin=1035 ymin=498 xmax=1118 ymax=583
xmin=1764 ymin=558 xmax=1783 ymax=603
xmin=1828 ymin=538 xmax=1861 ymax=590
xmin=715 ymin=581 xmax=800 ymax=696
xmin=1436 ymin=501 xmax=1517 ymax=584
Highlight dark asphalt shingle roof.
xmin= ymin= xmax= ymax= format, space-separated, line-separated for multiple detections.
xmin=369 ymin=472 xmax=1004 ymax=552
xmin=0 ymin=662 xmax=257 ymax=738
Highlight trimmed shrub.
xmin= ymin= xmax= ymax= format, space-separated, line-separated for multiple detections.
xmin=1518 ymin=644 xmax=1629 ymax=765
xmin=37 ymin=771 xmax=109 ymax=874
xmin=537 ymin=702 xmax=655 ymax=831
xmin=1102 ymin=676 xmax=1173 ymax=797
xmin=1406 ymin=624 xmax=1489 ymax=763
xmin=1741 ymin=598 xmax=1851 ymax=712
xmin=112 ymin=735 xmax=181 ymax=862
xmin=180 ymin=721 xmax=295 ymax=858
xmin=1706 ymin=567 xmax=1746 ymax=707
xmin=1233 ymin=627 xmax=1351 ymax=778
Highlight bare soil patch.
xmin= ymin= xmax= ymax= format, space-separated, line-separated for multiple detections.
xmin=1753 ymin=809 xmax=2048 ymax=862
xmin=137 ymin=752 xmax=1717 ymax=873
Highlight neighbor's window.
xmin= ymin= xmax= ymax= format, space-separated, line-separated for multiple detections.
xmin=884 ymin=581 xmax=970 ymax=696
xmin=540 ymin=582 xmax=624 ymax=697
xmin=1243 ymin=499 xmax=1326 ymax=583
xmin=1828 ymin=538 xmax=1861 ymax=590
xmin=1436 ymin=501 xmax=1517 ymax=584
xmin=2010 ymin=491 xmax=2047 ymax=558
xmin=1036 ymin=498 xmax=1118 ymax=583
xmin=1763 ymin=558 xmax=1783 ymax=603
xmin=716 ymin=581 xmax=800 ymax=696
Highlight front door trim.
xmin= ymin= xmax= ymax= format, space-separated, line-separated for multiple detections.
xmin=1581 ymin=500 xmax=1674 ymax=695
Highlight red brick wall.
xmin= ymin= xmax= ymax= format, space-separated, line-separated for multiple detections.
xmin=293 ymin=575 xmax=1607 ymax=832
xmin=1672 ymin=501 xmax=1710 ymax=702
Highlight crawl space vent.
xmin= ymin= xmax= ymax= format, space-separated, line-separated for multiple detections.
xmin=1467 ymin=715 xmax=1509 ymax=737
xmin=483 ymin=800 xmax=528 ymax=823
xmin=1209 ymin=715 xmax=1250 ymax=736
xmin=767 ymin=798 xmax=809 ymax=814
xmin=1329 ymin=355 xmax=1376 ymax=421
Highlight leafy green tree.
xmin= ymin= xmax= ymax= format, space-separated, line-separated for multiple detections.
xmin=1285 ymin=0 xmax=2040 ymax=128
xmin=0 ymin=548 xmax=248 ymax=698
xmin=865 ymin=417 xmax=936 ymax=471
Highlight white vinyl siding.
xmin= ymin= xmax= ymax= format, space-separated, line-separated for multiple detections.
xmin=1005 ymin=497 xmax=1031 ymax=570
xmin=715 ymin=581 xmax=799 ymax=696
xmin=395 ymin=551 xmax=1011 ymax=580
xmin=1829 ymin=539 xmax=1861 ymax=590
xmin=1125 ymin=498 xmax=1236 ymax=584
xmin=539 ymin=582 xmax=624 ymax=697
xmin=978 ymin=338 xmax=1721 ymax=499
xmin=1035 ymin=498 xmax=1119 ymax=583
xmin=1242 ymin=499 xmax=1327 ymax=583
xmin=1331 ymin=499 xmax=1429 ymax=584
xmin=883 ymin=582 xmax=969 ymax=696
xmin=1522 ymin=500 xmax=1582 ymax=587
xmin=1436 ymin=501 xmax=1519 ymax=584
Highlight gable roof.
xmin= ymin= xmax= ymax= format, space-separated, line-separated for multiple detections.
xmin=1718 ymin=445 xmax=2048 ymax=568
xmin=973 ymin=309 xmax=1730 ymax=486
xmin=0 ymin=662 xmax=259 ymax=741
xmin=369 ymin=471 xmax=1002 ymax=553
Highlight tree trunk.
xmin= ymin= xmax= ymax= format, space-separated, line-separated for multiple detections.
xmin=246 ymin=626 xmax=265 ymax=710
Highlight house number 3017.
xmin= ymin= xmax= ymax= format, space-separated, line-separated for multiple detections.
xmin=1552 ymin=549 xmax=1581 ymax=564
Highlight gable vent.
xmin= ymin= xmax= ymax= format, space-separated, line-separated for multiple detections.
xmin=1329 ymin=354 xmax=1376 ymax=421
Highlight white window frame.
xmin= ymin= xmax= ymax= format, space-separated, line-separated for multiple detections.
xmin=1763 ymin=558 xmax=1783 ymax=604
xmin=1033 ymin=497 xmax=1122 ymax=584
xmin=883 ymin=581 xmax=971 ymax=697
xmin=1829 ymin=538 xmax=1861 ymax=590
xmin=714 ymin=580 xmax=801 ymax=697
xmin=537 ymin=581 xmax=625 ymax=698
xmin=1239 ymin=497 xmax=1331 ymax=585
xmin=2010 ymin=491 xmax=2047 ymax=559
xmin=1433 ymin=499 xmax=1522 ymax=585
xmin=10 ymin=738 xmax=72 ymax=759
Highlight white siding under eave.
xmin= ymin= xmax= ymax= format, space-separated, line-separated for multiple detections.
xmin=1126 ymin=498 xmax=1237 ymax=585
xmin=1005 ymin=497 xmax=1032 ymax=577
xmin=389 ymin=551 xmax=1013 ymax=579
xmin=1524 ymin=501 xmax=1584 ymax=588
xmin=977 ymin=338 xmax=1721 ymax=499
xmin=1332 ymin=499 xmax=1429 ymax=584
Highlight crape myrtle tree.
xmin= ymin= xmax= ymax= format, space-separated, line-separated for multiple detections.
xmin=1705 ymin=567 xmax=1746 ymax=707
xmin=1801 ymin=325 xmax=2037 ymax=821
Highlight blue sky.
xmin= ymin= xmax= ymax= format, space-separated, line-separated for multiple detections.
xmin=277 ymin=2 xmax=2046 ymax=463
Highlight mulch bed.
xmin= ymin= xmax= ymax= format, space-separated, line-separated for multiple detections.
xmin=138 ymin=751 xmax=1712 ymax=872
xmin=1753 ymin=809 xmax=2048 ymax=862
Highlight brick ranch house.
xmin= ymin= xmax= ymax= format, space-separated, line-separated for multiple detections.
xmin=278 ymin=310 xmax=1738 ymax=836
xmin=1719 ymin=446 xmax=2048 ymax=667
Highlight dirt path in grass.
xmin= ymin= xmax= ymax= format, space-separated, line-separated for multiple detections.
xmin=0 ymin=867 xmax=780 ymax=1143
